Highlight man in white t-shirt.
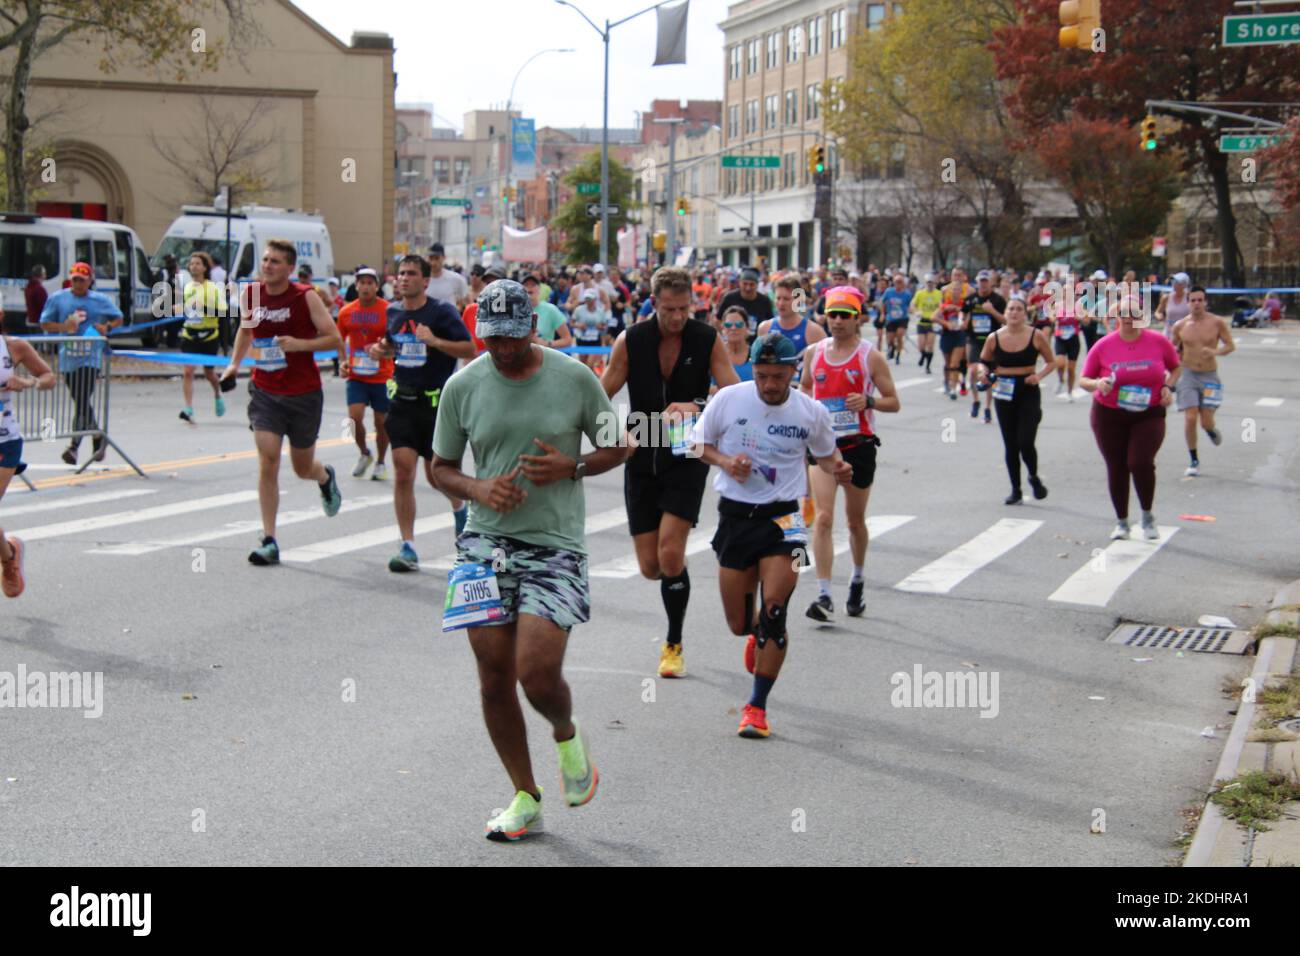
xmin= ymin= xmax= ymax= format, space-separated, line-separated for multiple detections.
xmin=693 ymin=332 xmax=852 ymax=740
xmin=425 ymin=242 xmax=469 ymax=309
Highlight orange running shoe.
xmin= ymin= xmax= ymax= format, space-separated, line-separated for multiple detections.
xmin=2 ymin=536 xmax=24 ymax=598
xmin=743 ymin=634 xmax=757 ymax=674
xmin=738 ymin=703 xmax=769 ymax=738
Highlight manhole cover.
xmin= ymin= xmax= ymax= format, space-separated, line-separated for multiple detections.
xmin=1105 ymin=624 xmax=1252 ymax=655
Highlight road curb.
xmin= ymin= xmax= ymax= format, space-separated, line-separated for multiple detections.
xmin=1184 ymin=589 xmax=1299 ymax=867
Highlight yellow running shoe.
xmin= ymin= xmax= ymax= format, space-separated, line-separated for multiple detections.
xmin=658 ymin=642 xmax=685 ymax=678
xmin=485 ymin=788 xmax=543 ymax=842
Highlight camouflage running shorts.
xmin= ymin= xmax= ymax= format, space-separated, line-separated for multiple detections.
xmin=452 ymin=532 xmax=590 ymax=631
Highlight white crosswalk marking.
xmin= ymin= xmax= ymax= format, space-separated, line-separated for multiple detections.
xmin=589 ymin=522 xmax=718 ymax=579
xmin=87 ymin=495 xmax=393 ymax=556
xmin=1255 ymin=397 xmax=1284 ymax=407
xmin=1260 ymin=337 xmax=1278 ymax=346
xmin=1048 ymin=527 xmax=1178 ymax=607
xmin=280 ymin=512 xmax=456 ymax=563
xmin=11 ymin=491 xmax=258 ymax=543
xmin=426 ymin=507 xmax=628 ymax=571
xmin=800 ymin=514 xmax=916 ymax=575
xmin=894 ymin=377 xmax=930 ymax=390
xmin=2 ymin=487 xmax=155 ymax=519
xmin=894 ymin=518 xmax=1042 ymax=593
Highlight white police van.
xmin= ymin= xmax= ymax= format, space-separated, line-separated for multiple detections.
xmin=0 ymin=212 xmax=156 ymax=336
xmin=153 ymin=205 xmax=334 ymax=291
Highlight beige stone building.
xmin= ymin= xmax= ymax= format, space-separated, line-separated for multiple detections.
xmin=19 ymin=0 xmax=393 ymax=274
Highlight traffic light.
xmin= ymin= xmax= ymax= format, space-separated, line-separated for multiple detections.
xmin=1058 ymin=0 xmax=1100 ymax=51
xmin=653 ymin=231 xmax=667 ymax=253
xmin=1140 ymin=115 xmax=1158 ymax=152
xmin=808 ymin=145 xmax=826 ymax=176
xmin=593 ymin=220 xmax=602 ymax=243
xmin=675 ymin=197 xmax=690 ymax=217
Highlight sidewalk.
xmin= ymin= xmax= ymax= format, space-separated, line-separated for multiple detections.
xmin=1185 ymin=580 xmax=1300 ymax=867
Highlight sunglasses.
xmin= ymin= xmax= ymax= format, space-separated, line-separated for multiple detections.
xmin=722 ymin=320 xmax=746 ymax=329
xmin=826 ymin=310 xmax=859 ymax=318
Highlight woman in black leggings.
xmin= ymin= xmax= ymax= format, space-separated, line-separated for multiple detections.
xmin=974 ymin=298 xmax=1061 ymax=504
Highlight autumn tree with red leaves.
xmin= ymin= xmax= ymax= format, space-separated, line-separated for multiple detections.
xmin=991 ymin=0 xmax=1300 ymax=285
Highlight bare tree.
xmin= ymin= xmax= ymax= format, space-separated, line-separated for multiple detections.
xmin=149 ymin=96 xmax=285 ymax=207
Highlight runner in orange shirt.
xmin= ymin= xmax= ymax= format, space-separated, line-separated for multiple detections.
xmin=337 ymin=267 xmax=393 ymax=480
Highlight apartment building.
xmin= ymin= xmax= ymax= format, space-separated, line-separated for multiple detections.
xmin=718 ymin=0 xmax=901 ymax=269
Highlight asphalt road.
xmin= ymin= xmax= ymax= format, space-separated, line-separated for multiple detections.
xmin=2 ymin=324 xmax=1297 ymax=865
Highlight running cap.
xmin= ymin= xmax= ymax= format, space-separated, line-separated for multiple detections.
xmin=520 ymin=273 xmax=539 ymax=287
xmin=428 ymin=243 xmax=446 ymax=256
xmin=354 ymin=266 xmax=380 ymax=281
xmin=923 ymin=272 xmax=936 ymax=283
xmin=327 ymin=277 xmax=339 ymax=287
xmin=592 ymin=263 xmax=606 ymax=273
xmin=740 ymin=267 xmax=761 ymax=282
xmin=976 ymin=269 xmax=993 ymax=281
xmin=476 ymin=280 xmax=533 ymax=339
xmin=69 ymin=261 xmax=92 ymax=279
xmin=825 ymin=285 xmax=864 ymax=314
xmin=749 ymin=332 xmax=800 ymax=366
xmin=1091 ymin=269 xmax=1108 ymax=281
xmin=1172 ymin=272 xmax=1190 ymax=285
xmin=582 ymin=288 xmax=598 ymax=301
xmin=483 ymin=263 xmax=506 ymax=279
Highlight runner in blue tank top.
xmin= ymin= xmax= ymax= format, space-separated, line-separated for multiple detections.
xmin=758 ymin=275 xmax=826 ymax=382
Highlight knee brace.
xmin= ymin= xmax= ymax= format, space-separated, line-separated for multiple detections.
xmin=755 ymin=601 xmax=788 ymax=651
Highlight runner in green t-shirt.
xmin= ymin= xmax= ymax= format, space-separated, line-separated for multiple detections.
xmin=432 ymin=279 xmax=628 ymax=842
xmin=522 ymin=273 xmax=571 ymax=348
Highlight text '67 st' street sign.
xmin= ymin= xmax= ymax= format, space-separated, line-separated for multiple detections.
xmin=1222 ymin=13 xmax=1300 ymax=46
xmin=720 ymin=155 xmax=780 ymax=169
xmin=1219 ymin=134 xmax=1283 ymax=152
xmin=431 ymin=198 xmax=473 ymax=211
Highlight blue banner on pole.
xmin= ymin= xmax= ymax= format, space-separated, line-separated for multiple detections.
xmin=511 ymin=117 xmax=537 ymax=182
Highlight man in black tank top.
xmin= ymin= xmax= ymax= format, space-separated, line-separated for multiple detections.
xmin=602 ymin=267 xmax=740 ymax=678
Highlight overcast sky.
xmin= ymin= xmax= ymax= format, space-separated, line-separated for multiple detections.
xmin=296 ymin=0 xmax=732 ymax=131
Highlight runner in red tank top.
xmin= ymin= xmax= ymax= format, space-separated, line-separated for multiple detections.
xmin=220 ymin=240 xmax=345 ymax=566
xmin=798 ymin=288 xmax=900 ymax=621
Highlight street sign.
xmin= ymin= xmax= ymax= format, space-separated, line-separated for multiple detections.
xmin=430 ymin=197 xmax=466 ymax=207
xmin=587 ymin=203 xmax=620 ymax=217
xmin=577 ymin=182 xmax=600 ymax=194
xmin=1223 ymin=13 xmax=1300 ymax=46
xmin=1039 ymin=228 xmax=1052 ymax=248
xmin=721 ymin=155 xmax=780 ymax=169
xmin=1218 ymin=134 xmax=1283 ymax=152
xmin=1152 ymin=237 xmax=1166 ymax=258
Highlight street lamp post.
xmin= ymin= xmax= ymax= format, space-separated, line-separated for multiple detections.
xmin=505 ymin=47 xmax=573 ymax=232
xmin=653 ymin=117 xmax=684 ymax=267
xmin=555 ymin=0 xmax=671 ymax=268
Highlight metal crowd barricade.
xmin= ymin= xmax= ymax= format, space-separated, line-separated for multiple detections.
xmin=12 ymin=335 xmax=145 ymax=485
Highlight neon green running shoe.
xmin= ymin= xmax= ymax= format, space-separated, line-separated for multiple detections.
xmin=485 ymin=788 xmax=543 ymax=842
xmin=556 ymin=719 xmax=598 ymax=807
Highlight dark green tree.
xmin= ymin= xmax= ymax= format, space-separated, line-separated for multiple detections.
xmin=550 ymin=150 xmax=636 ymax=264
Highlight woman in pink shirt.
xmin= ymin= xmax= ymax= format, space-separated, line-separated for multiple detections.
xmin=1080 ymin=298 xmax=1181 ymax=541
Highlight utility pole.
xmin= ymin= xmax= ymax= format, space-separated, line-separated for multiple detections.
xmin=653 ymin=117 xmax=684 ymax=267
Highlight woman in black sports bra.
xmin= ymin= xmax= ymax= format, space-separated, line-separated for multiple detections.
xmin=974 ymin=298 xmax=1062 ymax=504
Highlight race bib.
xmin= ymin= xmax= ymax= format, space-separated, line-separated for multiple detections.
xmin=183 ymin=307 xmax=207 ymax=329
xmin=1057 ymin=325 xmax=1076 ymax=339
xmin=992 ymin=376 xmax=1015 ymax=402
xmin=972 ymin=316 xmax=992 ymax=334
xmin=820 ymin=397 xmax=861 ymax=437
xmin=773 ymin=512 xmax=807 ymax=545
xmin=1116 ymin=384 xmax=1151 ymax=412
xmin=252 ymin=336 xmax=287 ymax=372
xmin=350 ymin=352 xmax=380 ymax=376
xmin=442 ymin=563 xmax=507 ymax=632
xmin=1201 ymin=381 xmax=1223 ymax=408
xmin=392 ymin=332 xmax=427 ymax=368
xmin=0 ymin=398 xmax=10 ymax=439
xmin=668 ymin=416 xmax=697 ymax=457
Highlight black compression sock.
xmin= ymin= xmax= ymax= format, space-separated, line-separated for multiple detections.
xmin=661 ymin=569 xmax=690 ymax=645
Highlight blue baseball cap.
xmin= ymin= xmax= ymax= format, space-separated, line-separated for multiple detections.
xmin=749 ymin=332 xmax=799 ymax=366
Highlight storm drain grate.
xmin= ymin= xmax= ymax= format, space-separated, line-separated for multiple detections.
xmin=1105 ymin=624 xmax=1252 ymax=655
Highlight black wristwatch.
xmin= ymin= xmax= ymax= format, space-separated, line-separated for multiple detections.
xmin=572 ymin=458 xmax=588 ymax=481
xmin=865 ymin=395 xmax=876 ymax=410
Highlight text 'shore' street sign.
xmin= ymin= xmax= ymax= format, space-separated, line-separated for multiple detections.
xmin=1222 ymin=13 xmax=1300 ymax=46
xmin=720 ymin=155 xmax=781 ymax=169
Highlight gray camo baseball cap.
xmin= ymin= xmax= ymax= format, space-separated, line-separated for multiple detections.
xmin=476 ymin=279 xmax=534 ymax=339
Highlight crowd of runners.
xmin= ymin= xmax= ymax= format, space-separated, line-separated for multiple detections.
xmin=0 ymin=244 xmax=1264 ymax=842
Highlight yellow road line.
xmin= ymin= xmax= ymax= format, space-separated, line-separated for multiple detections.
xmin=29 ymin=435 xmax=367 ymax=490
